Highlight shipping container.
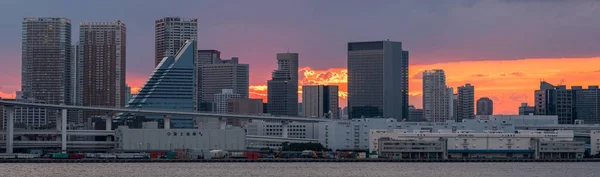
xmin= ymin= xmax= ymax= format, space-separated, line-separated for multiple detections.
xmin=52 ymin=153 xmax=69 ymax=159
xmin=166 ymin=152 xmax=178 ymax=159
xmin=230 ymin=152 xmax=246 ymax=159
xmin=68 ymin=153 xmax=84 ymax=159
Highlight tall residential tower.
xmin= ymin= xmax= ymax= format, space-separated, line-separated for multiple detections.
xmin=347 ymin=41 xmax=409 ymax=120
xmin=154 ymin=17 xmax=198 ymax=67
xmin=80 ymin=21 xmax=127 ymax=118
xmin=422 ymin=69 xmax=449 ymax=122
xmin=457 ymin=83 xmax=475 ymax=121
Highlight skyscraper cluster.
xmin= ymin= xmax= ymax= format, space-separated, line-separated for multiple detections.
xmin=534 ymin=81 xmax=600 ymax=124
xmin=422 ymin=70 xmax=481 ymax=122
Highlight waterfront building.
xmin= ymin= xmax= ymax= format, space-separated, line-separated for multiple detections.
xmin=267 ymin=53 xmax=299 ymax=116
xmin=476 ymin=97 xmax=493 ymax=115
xmin=127 ymin=40 xmax=195 ymax=128
xmin=154 ymin=17 xmax=198 ymax=67
xmin=245 ymin=121 xmax=319 ymax=149
xmin=592 ymin=130 xmax=600 ymax=156
xmin=347 ymin=41 xmax=409 ymax=120
xmin=115 ymin=125 xmax=245 ymax=151
xmin=22 ymin=17 xmax=72 ymax=125
xmin=370 ymin=129 xmax=584 ymax=159
xmin=80 ymin=21 xmax=127 ymax=119
xmin=422 ymin=70 xmax=449 ymax=122
xmin=302 ymin=85 xmax=339 ymax=119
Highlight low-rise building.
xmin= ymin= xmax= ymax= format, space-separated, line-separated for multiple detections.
xmin=592 ymin=130 xmax=600 ymax=156
xmin=115 ymin=126 xmax=245 ymax=151
xmin=369 ymin=129 xmax=583 ymax=159
xmin=245 ymin=121 xmax=319 ymax=149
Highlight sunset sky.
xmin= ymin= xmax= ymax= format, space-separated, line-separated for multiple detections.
xmin=1 ymin=0 xmax=599 ymax=114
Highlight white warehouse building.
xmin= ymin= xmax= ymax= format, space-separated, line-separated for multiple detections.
xmin=369 ymin=129 xmax=584 ymax=159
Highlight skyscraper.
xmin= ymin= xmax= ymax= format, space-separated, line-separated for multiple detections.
xmin=302 ymin=85 xmax=339 ymax=119
xmin=200 ymin=57 xmax=249 ymax=111
xmin=347 ymin=41 xmax=409 ymax=120
xmin=128 ymin=40 xmax=196 ymax=128
xmin=22 ymin=17 xmax=72 ymax=125
xmin=422 ymin=69 xmax=449 ymax=122
xmin=457 ymin=83 xmax=475 ymax=121
xmin=155 ymin=17 xmax=198 ymax=67
xmin=80 ymin=21 xmax=127 ymax=119
xmin=476 ymin=97 xmax=493 ymax=115
xmin=267 ymin=53 xmax=299 ymax=116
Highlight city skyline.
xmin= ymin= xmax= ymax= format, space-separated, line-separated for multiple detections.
xmin=1 ymin=1 xmax=600 ymax=115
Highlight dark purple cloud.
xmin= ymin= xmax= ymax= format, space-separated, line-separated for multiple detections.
xmin=0 ymin=0 xmax=598 ymax=87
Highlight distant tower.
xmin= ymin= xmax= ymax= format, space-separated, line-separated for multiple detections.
xmin=476 ymin=97 xmax=493 ymax=115
xmin=267 ymin=53 xmax=299 ymax=116
xmin=457 ymin=84 xmax=475 ymax=121
xmin=155 ymin=17 xmax=198 ymax=67
xmin=347 ymin=41 xmax=409 ymax=120
xmin=22 ymin=17 xmax=72 ymax=125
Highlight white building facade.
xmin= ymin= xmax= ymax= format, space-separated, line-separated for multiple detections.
xmin=370 ymin=129 xmax=582 ymax=159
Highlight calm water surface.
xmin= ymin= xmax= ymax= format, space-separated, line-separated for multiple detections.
xmin=0 ymin=162 xmax=598 ymax=177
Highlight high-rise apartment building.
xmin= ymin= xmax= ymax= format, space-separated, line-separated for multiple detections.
xmin=80 ymin=21 xmax=127 ymax=119
xmin=267 ymin=53 xmax=299 ymax=116
xmin=476 ymin=97 xmax=493 ymax=115
xmin=22 ymin=17 xmax=72 ymax=125
xmin=214 ymin=89 xmax=241 ymax=114
xmin=200 ymin=57 xmax=249 ymax=111
xmin=347 ymin=41 xmax=409 ymax=120
xmin=155 ymin=17 xmax=198 ymax=67
xmin=302 ymin=85 xmax=339 ymax=119
xmin=457 ymin=84 xmax=475 ymax=121
xmin=422 ymin=70 xmax=449 ymax=122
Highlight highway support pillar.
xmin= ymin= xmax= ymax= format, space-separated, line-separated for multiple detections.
xmin=5 ymin=106 xmax=14 ymax=154
xmin=61 ymin=108 xmax=67 ymax=153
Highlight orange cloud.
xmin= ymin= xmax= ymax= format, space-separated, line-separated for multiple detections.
xmin=0 ymin=91 xmax=14 ymax=99
xmin=249 ymin=67 xmax=349 ymax=105
xmin=410 ymin=57 xmax=600 ymax=114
